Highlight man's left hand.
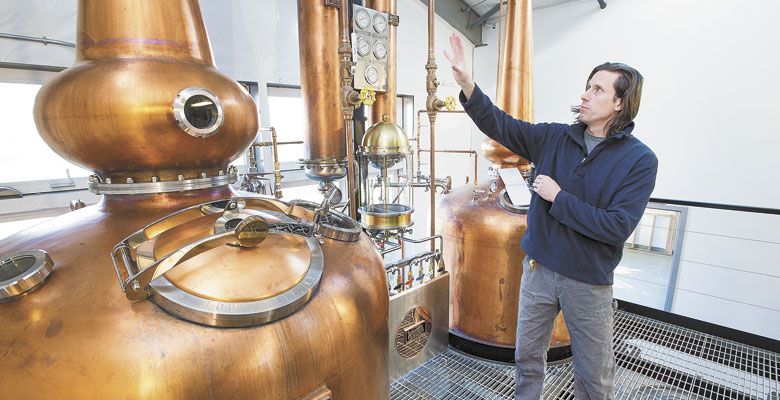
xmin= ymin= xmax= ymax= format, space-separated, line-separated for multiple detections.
xmin=532 ymin=174 xmax=561 ymax=202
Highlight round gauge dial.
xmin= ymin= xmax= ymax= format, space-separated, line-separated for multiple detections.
xmin=357 ymin=37 xmax=371 ymax=57
xmin=373 ymin=14 xmax=387 ymax=34
xmin=373 ymin=41 xmax=387 ymax=59
xmin=355 ymin=8 xmax=371 ymax=30
xmin=364 ymin=65 xmax=379 ymax=85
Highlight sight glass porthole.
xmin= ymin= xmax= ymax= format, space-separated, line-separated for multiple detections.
xmin=173 ymin=87 xmax=225 ymax=138
xmin=0 ymin=250 xmax=54 ymax=301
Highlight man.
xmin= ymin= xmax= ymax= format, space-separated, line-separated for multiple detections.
xmin=445 ymin=33 xmax=657 ymax=400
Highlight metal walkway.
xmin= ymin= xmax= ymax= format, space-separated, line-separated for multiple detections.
xmin=391 ymin=310 xmax=779 ymax=399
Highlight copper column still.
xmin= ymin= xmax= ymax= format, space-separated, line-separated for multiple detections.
xmin=438 ymin=0 xmax=571 ymax=357
xmin=0 ymin=1 xmax=389 ymax=398
xmin=297 ymin=1 xmax=349 ymax=185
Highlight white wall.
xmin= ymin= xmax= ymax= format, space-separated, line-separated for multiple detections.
xmin=474 ymin=0 xmax=780 ymax=340
xmin=0 ymin=0 xmax=76 ymax=67
xmin=673 ymin=208 xmax=780 ymax=340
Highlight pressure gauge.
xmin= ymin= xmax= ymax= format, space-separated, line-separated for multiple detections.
xmin=373 ymin=41 xmax=387 ymax=59
xmin=356 ymin=37 xmax=371 ymax=57
xmin=364 ymin=65 xmax=379 ymax=85
xmin=373 ymin=14 xmax=387 ymax=34
xmin=355 ymin=8 xmax=371 ymax=30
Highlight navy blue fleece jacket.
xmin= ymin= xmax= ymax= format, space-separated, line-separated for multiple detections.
xmin=461 ymin=84 xmax=658 ymax=285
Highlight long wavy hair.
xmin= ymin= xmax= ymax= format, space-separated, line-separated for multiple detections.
xmin=571 ymin=62 xmax=643 ymax=136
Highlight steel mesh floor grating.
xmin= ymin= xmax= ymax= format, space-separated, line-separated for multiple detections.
xmin=390 ymin=310 xmax=779 ymax=399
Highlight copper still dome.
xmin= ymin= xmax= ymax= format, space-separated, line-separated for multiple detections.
xmin=0 ymin=1 xmax=389 ymax=398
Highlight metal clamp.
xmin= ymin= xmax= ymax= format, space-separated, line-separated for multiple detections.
xmin=388 ymin=14 xmax=400 ymax=26
xmin=89 ymin=166 xmax=238 ymax=195
xmin=0 ymin=250 xmax=54 ymax=301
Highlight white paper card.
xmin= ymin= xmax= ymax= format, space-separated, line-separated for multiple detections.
xmin=498 ymin=167 xmax=532 ymax=206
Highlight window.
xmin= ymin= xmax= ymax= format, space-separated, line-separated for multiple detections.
xmin=0 ymin=71 xmax=100 ymax=239
xmin=266 ymin=86 xmax=305 ymax=164
xmin=0 ymin=82 xmax=91 ymax=189
xmin=396 ymin=94 xmax=414 ymax=134
xmin=614 ymin=204 xmax=687 ymax=311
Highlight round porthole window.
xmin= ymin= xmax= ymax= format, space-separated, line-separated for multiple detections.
xmin=173 ymin=87 xmax=225 ymax=138
xmin=0 ymin=250 xmax=54 ymax=301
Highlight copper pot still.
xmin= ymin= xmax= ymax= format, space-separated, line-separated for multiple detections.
xmin=438 ymin=0 xmax=571 ymax=357
xmin=0 ymin=1 xmax=389 ymax=399
xmin=438 ymin=179 xmax=570 ymax=351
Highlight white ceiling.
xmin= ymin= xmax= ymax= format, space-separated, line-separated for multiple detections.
xmin=460 ymin=0 xmax=585 ymax=26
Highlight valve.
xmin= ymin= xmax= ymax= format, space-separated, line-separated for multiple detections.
xmin=359 ymin=85 xmax=377 ymax=106
xmin=444 ymin=95 xmax=457 ymax=112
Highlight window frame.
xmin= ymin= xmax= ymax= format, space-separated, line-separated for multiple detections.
xmin=0 ymin=66 xmax=95 ymax=199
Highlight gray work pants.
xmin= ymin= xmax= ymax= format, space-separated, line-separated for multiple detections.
xmin=514 ymin=257 xmax=616 ymax=400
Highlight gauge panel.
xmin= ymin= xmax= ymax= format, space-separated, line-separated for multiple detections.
xmin=351 ymin=4 xmax=390 ymax=92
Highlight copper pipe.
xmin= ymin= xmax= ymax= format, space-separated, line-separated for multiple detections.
xmin=495 ymin=0 xmax=504 ymax=82
xmin=482 ymin=0 xmax=533 ymax=169
xmin=338 ymin=0 xmax=362 ymax=219
xmin=367 ymin=0 xmax=397 ymax=123
xmin=415 ymin=109 xmax=466 ymax=179
xmin=270 ymin=128 xmax=283 ymax=199
xmin=252 ymin=128 xmax=304 ymax=199
xmin=418 ymin=149 xmax=478 ymax=189
xmin=498 ymin=0 xmax=534 ymax=122
xmin=425 ymin=0 xmax=447 ymax=252
xmin=410 ymin=110 xmax=466 ymax=175
xmin=297 ymin=0 xmax=348 ymax=184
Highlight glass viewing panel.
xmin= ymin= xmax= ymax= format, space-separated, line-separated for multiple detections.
xmin=360 ymin=154 xmax=413 ymax=219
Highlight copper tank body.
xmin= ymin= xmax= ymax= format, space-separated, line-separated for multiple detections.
xmin=0 ymin=190 xmax=389 ymax=399
xmin=298 ymin=0 xmax=347 ymax=182
xmin=438 ymin=180 xmax=569 ymax=349
xmin=440 ymin=0 xmax=571 ymax=354
xmin=0 ymin=1 xmax=389 ymax=398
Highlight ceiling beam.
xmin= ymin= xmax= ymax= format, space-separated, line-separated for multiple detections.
xmin=416 ymin=0 xmax=483 ymax=46
xmin=466 ymin=1 xmax=505 ymax=30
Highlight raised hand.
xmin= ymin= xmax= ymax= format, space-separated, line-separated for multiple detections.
xmin=443 ymin=33 xmax=475 ymax=99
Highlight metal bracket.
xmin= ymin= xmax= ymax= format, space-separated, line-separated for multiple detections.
xmin=324 ymin=0 xmax=341 ymax=8
xmin=388 ymin=14 xmax=400 ymax=26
